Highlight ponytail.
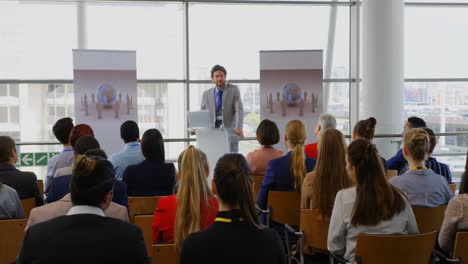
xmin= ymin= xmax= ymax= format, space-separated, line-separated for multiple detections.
xmin=285 ymin=120 xmax=307 ymax=191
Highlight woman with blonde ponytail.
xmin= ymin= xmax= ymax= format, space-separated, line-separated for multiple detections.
xmin=152 ymin=146 xmax=218 ymax=249
xmin=257 ymin=120 xmax=316 ymax=225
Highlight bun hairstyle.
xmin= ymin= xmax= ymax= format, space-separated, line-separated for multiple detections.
xmin=285 ymin=120 xmax=307 ymax=191
xmin=353 ymin=117 xmax=377 ymax=140
xmin=214 ymin=154 xmax=260 ymax=230
xmin=71 ymin=155 xmax=115 ymax=207
xmin=403 ymin=128 xmax=430 ymax=161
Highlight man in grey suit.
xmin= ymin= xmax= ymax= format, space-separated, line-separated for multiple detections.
xmin=201 ymin=65 xmax=244 ymax=152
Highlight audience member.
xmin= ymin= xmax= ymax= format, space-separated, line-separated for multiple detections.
xmin=352 ymin=117 xmax=386 ymax=166
xmin=399 ymin=128 xmax=452 ymax=183
xmin=54 ymin=123 xmax=94 ymax=177
xmin=45 ymin=117 xmax=74 ymax=196
xmin=17 ymin=155 xmax=148 ymax=263
xmin=304 ymin=113 xmax=336 ymax=159
xmin=0 ymin=181 xmax=24 ymax=219
xmin=301 ymin=129 xmax=351 ymax=218
xmin=0 ymin=136 xmax=43 ymax=206
xmin=180 ymin=153 xmax=286 ymax=264
xmin=109 ymin=120 xmax=144 ymax=181
xmin=47 ymin=137 xmax=128 ymax=208
xmin=386 ymin=116 xmax=426 ymax=173
xmin=257 ymin=120 xmax=316 ymax=224
xmin=152 ymin=146 xmax=217 ymax=245
xmin=246 ymin=119 xmax=283 ymax=175
xmin=123 ymin=128 xmax=176 ymax=196
xmin=328 ymin=139 xmax=418 ymax=262
xmin=438 ymin=151 xmax=468 ymax=254
xmin=389 ymin=128 xmax=452 ymax=207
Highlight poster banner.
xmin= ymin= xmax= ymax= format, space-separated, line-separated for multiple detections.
xmin=260 ymin=50 xmax=323 ymax=152
xmin=73 ymin=49 xmax=138 ymax=155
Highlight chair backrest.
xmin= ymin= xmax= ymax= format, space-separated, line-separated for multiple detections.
xmin=252 ymin=175 xmax=264 ymax=201
xmin=37 ymin=180 xmax=44 ymax=199
xmin=134 ymin=215 xmax=154 ymax=257
xmin=355 ymin=231 xmax=437 ymax=264
xmin=412 ymin=205 xmax=447 ymax=233
xmin=128 ymin=196 xmax=163 ymax=223
xmin=0 ymin=218 xmax=28 ymax=264
xmin=386 ymin=170 xmax=398 ymax=180
xmin=267 ymin=191 xmax=301 ymax=225
xmin=21 ymin=197 xmax=36 ymax=217
xmin=152 ymin=244 xmax=179 ymax=264
xmin=452 ymin=231 xmax=468 ymax=261
xmin=449 ymin=183 xmax=456 ymax=195
xmin=300 ymin=209 xmax=330 ymax=254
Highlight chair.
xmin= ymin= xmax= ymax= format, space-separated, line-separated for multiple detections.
xmin=449 ymin=183 xmax=456 ymax=195
xmin=452 ymin=231 xmax=468 ymax=263
xmin=134 ymin=215 xmax=154 ymax=257
xmin=128 ymin=196 xmax=163 ymax=223
xmin=267 ymin=191 xmax=301 ymax=228
xmin=352 ymin=231 xmax=437 ymax=264
xmin=412 ymin=205 xmax=447 ymax=233
xmin=386 ymin=170 xmax=398 ymax=180
xmin=37 ymin=179 xmax=44 ymax=199
xmin=21 ymin=197 xmax=36 ymax=217
xmin=0 ymin=218 xmax=28 ymax=264
xmin=252 ymin=175 xmax=264 ymax=201
xmin=285 ymin=209 xmax=331 ymax=264
xmin=152 ymin=244 xmax=178 ymax=264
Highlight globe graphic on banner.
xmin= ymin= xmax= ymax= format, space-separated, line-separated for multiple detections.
xmin=282 ymin=83 xmax=302 ymax=105
xmin=97 ymin=84 xmax=117 ymax=107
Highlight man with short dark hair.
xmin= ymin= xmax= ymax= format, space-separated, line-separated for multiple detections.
xmin=0 ymin=136 xmax=43 ymax=206
xmin=201 ymin=65 xmax=244 ymax=152
xmin=386 ymin=116 xmax=427 ymax=173
xmin=109 ymin=120 xmax=144 ymax=180
xmin=17 ymin=155 xmax=148 ymax=263
xmin=45 ymin=117 xmax=75 ymax=196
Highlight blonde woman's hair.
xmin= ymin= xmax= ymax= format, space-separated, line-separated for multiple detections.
xmin=174 ymin=145 xmax=212 ymax=252
xmin=286 ymin=120 xmax=307 ymax=191
xmin=403 ymin=128 xmax=429 ymax=162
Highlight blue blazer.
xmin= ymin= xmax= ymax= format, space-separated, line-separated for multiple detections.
xmin=46 ymin=174 xmax=128 ymax=208
xmin=122 ymin=160 xmax=176 ymax=197
xmin=386 ymin=149 xmax=407 ymax=173
xmin=257 ymin=151 xmax=316 ymax=211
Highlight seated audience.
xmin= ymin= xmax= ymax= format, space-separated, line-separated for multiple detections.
xmin=400 ymin=128 xmax=452 ymax=183
xmin=304 ymin=113 xmax=336 ymax=159
xmin=328 ymin=139 xmax=418 ymax=262
xmin=438 ymin=152 xmax=468 ymax=254
xmin=180 ymin=153 xmax=286 ymax=264
xmin=45 ymin=117 xmax=74 ymax=196
xmin=0 ymin=182 xmax=24 ymax=219
xmin=47 ymin=137 xmax=128 ymax=208
xmin=352 ymin=117 xmax=386 ymax=166
xmin=123 ymin=129 xmax=176 ymax=196
xmin=0 ymin=136 xmax=43 ymax=206
xmin=27 ymin=149 xmax=129 ymax=230
xmin=389 ymin=128 xmax=452 ymax=207
xmin=301 ymin=129 xmax=351 ymax=218
xmin=110 ymin=120 xmax=144 ymax=181
xmin=17 ymin=155 xmax=148 ymax=263
xmin=247 ymin=119 xmax=283 ymax=175
xmin=152 ymin=146 xmax=217 ymax=244
xmin=54 ymin=123 xmax=94 ymax=177
xmin=386 ymin=116 xmax=426 ymax=173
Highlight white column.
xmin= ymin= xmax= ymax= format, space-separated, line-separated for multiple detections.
xmin=77 ymin=2 xmax=87 ymax=49
xmin=362 ymin=0 xmax=404 ymax=158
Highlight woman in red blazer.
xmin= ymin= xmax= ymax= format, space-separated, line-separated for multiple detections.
xmin=152 ymin=146 xmax=218 ymax=245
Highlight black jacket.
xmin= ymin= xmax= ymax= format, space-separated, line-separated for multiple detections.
xmin=0 ymin=163 xmax=43 ymax=206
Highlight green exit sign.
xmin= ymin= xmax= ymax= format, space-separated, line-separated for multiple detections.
xmin=20 ymin=152 xmax=60 ymax=167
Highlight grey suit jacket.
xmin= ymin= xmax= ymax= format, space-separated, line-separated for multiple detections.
xmin=201 ymin=83 xmax=244 ymax=130
xmin=26 ymin=193 xmax=129 ymax=229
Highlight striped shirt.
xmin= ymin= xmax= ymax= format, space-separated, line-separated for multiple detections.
xmin=399 ymin=157 xmax=452 ymax=184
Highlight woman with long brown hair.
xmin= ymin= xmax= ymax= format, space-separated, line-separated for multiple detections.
xmin=301 ymin=129 xmax=351 ymax=218
xmin=257 ymin=120 xmax=316 ymax=218
xmin=180 ymin=154 xmax=286 ymax=264
xmin=328 ymin=139 xmax=418 ymax=262
xmin=152 ymin=146 xmax=218 ymax=251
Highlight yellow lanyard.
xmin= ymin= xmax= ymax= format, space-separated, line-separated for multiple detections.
xmin=409 ymin=166 xmax=427 ymax=170
xmin=214 ymin=217 xmax=244 ymax=223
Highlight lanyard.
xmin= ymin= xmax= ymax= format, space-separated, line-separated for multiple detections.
xmin=214 ymin=217 xmax=244 ymax=223
xmin=409 ymin=166 xmax=427 ymax=170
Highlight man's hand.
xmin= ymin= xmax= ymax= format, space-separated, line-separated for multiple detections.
xmin=235 ymin=128 xmax=243 ymax=137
